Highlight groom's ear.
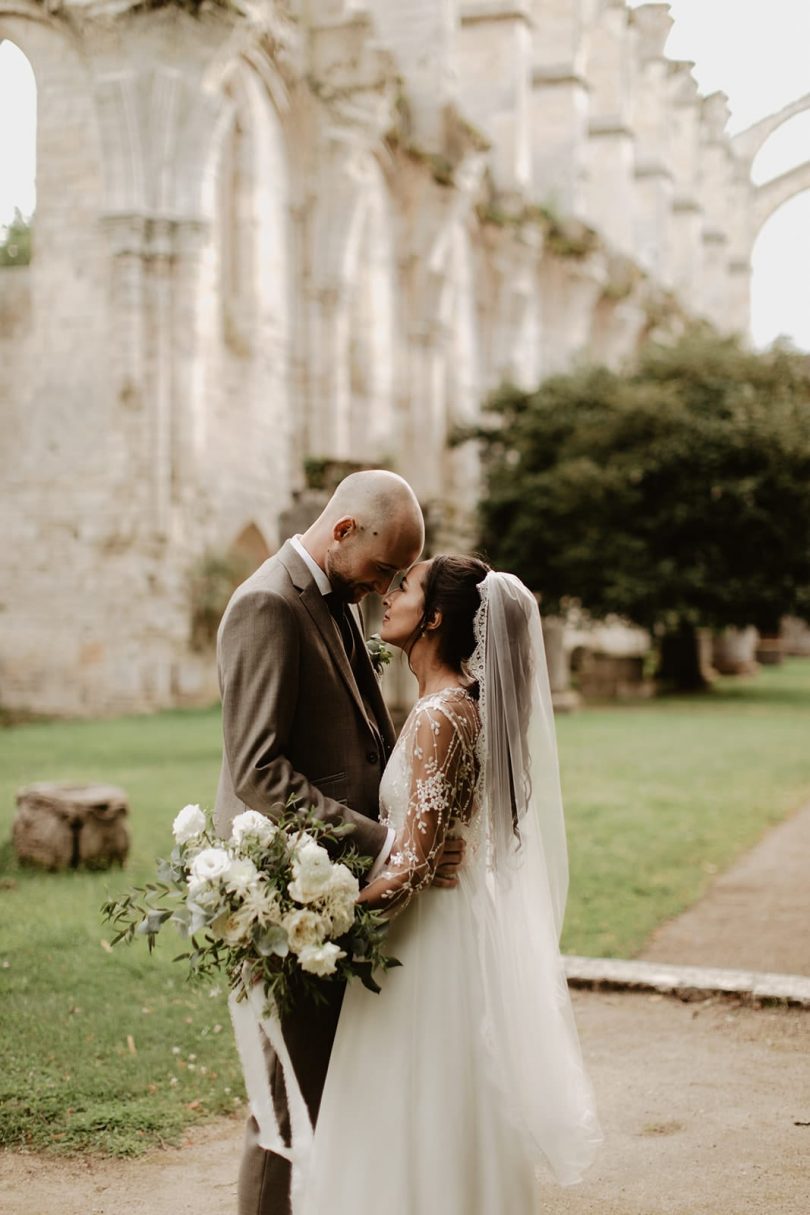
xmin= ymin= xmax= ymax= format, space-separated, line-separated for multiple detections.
xmin=333 ymin=516 xmax=355 ymax=541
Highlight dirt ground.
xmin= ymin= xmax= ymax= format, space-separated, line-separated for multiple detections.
xmin=3 ymin=806 xmax=809 ymax=1215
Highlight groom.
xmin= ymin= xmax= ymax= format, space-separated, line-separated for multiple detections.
xmin=214 ymin=470 xmax=461 ymax=1215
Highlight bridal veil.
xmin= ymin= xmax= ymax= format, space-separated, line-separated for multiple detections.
xmin=468 ymin=571 xmax=602 ymax=1185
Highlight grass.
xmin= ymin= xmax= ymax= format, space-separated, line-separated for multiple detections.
xmin=1 ymin=661 xmax=809 ymax=1156
xmin=557 ymin=659 xmax=810 ymax=956
xmin=0 ymin=709 xmax=245 ymax=1157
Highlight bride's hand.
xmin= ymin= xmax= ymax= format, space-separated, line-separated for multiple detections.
xmin=431 ymin=835 xmax=465 ymax=888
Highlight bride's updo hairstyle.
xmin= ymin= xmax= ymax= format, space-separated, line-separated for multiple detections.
xmin=408 ymin=555 xmax=491 ymax=685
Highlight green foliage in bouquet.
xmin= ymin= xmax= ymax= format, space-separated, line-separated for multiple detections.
xmin=101 ymin=801 xmax=400 ymax=1016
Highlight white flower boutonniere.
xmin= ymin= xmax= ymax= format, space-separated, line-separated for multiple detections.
xmin=366 ymin=633 xmax=392 ymax=677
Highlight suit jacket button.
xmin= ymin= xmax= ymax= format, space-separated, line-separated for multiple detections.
xmin=366 ymin=750 xmax=378 ymax=764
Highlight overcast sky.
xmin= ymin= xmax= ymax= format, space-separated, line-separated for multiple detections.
xmin=1 ymin=2 xmax=809 ymax=347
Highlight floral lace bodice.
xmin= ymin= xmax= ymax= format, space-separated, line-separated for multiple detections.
xmin=361 ymin=687 xmax=481 ymax=916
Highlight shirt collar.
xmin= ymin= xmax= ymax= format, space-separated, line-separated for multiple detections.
xmin=290 ymin=535 xmax=332 ymax=597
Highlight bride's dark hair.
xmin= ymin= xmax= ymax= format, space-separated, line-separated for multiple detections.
xmin=407 ymin=555 xmax=491 ymax=686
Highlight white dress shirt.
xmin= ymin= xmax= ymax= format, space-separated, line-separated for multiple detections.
xmin=290 ymin=535 xmax=395 ymax=880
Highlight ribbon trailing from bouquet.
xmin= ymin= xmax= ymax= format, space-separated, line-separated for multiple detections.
xmin=228 ymin=983 xmax=314 ymax=1212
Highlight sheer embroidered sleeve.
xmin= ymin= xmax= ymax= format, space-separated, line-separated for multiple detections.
xmin=358 ymin=694 xmax=479 ymax=917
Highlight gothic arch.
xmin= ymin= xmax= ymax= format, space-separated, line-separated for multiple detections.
xmin=734 ymin=94 xmax=810 ymax=241
xmin=733 ymin=92 xmax=810 ymax=167
xmin=199 ymin=52 xmax=295 ymax=533
xmin=754 ymin=161 xmax=810 ymax=235
xmin=308 ymin=147 xmax=397 ymax=462
xmin=231 ymin=521 xmax=272 ymax=568
xmin=0 ymin=37 xmax=36 ymax=230
xmin=750 ymin=189 xmax=810 ymax=348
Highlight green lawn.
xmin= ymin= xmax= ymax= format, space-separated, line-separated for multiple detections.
xmin=1 ymin=661 xmax=809 ymax=1156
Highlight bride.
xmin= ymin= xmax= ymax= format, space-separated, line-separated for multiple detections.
xmin=295 ymin=554 xmax=602 ymax=1213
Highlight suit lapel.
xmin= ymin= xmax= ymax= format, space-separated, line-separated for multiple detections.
xmin=278 ymin=542 xmax=377 ymax=734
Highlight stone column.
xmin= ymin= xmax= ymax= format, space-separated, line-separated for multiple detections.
xmin=365 ymin=0 xmax=458 ymax=151
xmin=581 ymin=0 xmax=637 ymax=254
xmin=666 ymin=62 xmax=704 ymax=300
xmin=528 ymin=0 xmax=589 ymax=215
xmin=698 ymin=92 xmax=734 ymax=329
xmin=631 ymin=4 xmax=674 ymax=279
xmin=539 ymin=251 xmax=606 ymax=374
xmin=456 ymin=0 xmax=533 ymax=194
xmin=542 ymin=615 xmax=581 ymax=713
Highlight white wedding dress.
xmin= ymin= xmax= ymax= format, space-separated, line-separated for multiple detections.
xmin=299 ymin=576 xmax=601 ymax=1214
xmin=299 ymin=688 xmax=582 ymax=1214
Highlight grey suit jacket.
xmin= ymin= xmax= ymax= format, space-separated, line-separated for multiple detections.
xmin=213 ymin=539 xmax=395 ymax=859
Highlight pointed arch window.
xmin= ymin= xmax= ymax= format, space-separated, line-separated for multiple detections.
xmin=0 ymin=39 xmax=36 ymax=266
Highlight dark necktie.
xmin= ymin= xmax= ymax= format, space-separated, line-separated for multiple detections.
xmin=326 ymin=593 xmax=356 ymax=663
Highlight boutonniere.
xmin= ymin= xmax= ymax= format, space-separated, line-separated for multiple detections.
xmin=366 ymin=633 xmax=392 ymax=678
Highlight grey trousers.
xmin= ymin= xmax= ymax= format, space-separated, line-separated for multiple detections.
xmin=237 ymin=983 xmax=344 ymax=1215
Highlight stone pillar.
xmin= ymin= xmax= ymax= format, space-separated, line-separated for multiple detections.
xmin=479 ymin=224 xmax=543 ymax=390
xmin=698 ymin=92 xmax=734 ymax=329
xmin=726 ymin=172 xmax=754 ymax=337
xmin=590 ymin=294 xmax=647 ymax=369
xmin=542 ymin=616 xmax=580 ymax=713
xmin=456 ymin=1 xmax=532 ymax=194
xmin=539 ymin=251 xmax=606 ymax=374
xmin=528 ymin=0 xmax=589 ymax=215
xmin=366 ymin=0 xmax=458 ymax=151
xmin=581 ymin=0 xmax=637 ymax=254
xmin=631 ymin=4 xmax=674 ymax=279
xmin=666 ymin=62 xmax=704 ymax=300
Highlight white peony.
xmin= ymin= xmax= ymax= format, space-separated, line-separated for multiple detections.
xmin=172 ymin=803 xmax=207 ymax=844
xmin=288 ymin=839 xmax=335 ymax=904
xmin=321 ymin=864 xmax=359 ymax=936
xmin=329 ymin=863 xmax=360 ymax=900
xmin=297 ymin=942 xmax=345 ymax=977
xmin=210 ymin=909 xmax=249 ymax=945
xmin=230 ymin=810 xmax=277 ymax=846
xmin=189 ymin=847 xmax=231 ymax=885
xmin=282 ymin=908 xmax=327 ymax=954
xmin=224 ymin=856 xmax=260 ymax=896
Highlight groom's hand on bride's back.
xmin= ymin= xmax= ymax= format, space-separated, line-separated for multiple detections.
xmin=431 ymin=836 xmax=466 ymax=888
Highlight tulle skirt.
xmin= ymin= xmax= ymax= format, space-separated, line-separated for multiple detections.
xmin=299 ymin=874 xmax=543 ymax=1215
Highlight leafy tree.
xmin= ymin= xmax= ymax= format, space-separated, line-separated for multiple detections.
xmin=465 ymin=330 xmax=810 ymax=689
xmin=0 ymin=208 xmax=31 ymax=267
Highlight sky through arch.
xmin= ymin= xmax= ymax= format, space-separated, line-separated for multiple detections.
xmin=751 ymin=191 xmax=810 ymax=351
xmin=0 ymin=39 xmax=36 ymax=228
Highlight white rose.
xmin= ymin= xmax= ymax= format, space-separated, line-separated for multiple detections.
xmin=329 ymin=864 xmax=360 ymax=901
xmin=283 ymin=908 xmax=327 ymax=954
xmin=323 ymin=896 xmax=355 ymax=938
xmin=321 ymin=865 xmax=359 ymax=936
xmin=224 ymin=856 xmax=259 ymax=896
xmin=172 ymin=803 xmax=207 ymax=844
xmin=210 ymin=909 xmax=249 ymax=945
xmin=298 ymin=942 xmax=345 ymax=977
xmin=288 ymin=839 xmax=335 ymax=904
xmin=189 ymin=847 xmax=231 ymax=885
xmin=230 ymin=810 xmax=277 ymax=846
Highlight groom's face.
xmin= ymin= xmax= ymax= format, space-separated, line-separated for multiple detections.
xmin=326 ymin=517 xmax=420 ymax=603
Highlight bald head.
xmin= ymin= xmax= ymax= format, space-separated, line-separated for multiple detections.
xmin=327 ymin=471 xmax=424 ymax=544
xmin=303 ymin=470 xmax=425 ymax=603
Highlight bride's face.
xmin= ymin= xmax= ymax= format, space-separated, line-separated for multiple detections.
xmin=380 ymin=561 xmax=430 ymax=649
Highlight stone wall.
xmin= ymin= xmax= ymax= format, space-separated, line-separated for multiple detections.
xmin=0 ymin=0 xmax=794 ymax=714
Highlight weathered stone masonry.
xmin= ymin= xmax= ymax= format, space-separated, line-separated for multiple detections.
xmin=0 ymin=0 xmax=807 ymax=714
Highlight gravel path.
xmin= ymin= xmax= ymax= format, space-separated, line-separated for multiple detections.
xmin=641 ymin=802 xmax=810 ymax=977
xmin=3 ymin=991 xmax=807 ymax=1215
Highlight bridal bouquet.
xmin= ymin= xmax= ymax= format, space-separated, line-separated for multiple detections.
xmin=102 ymin=802 xmax=399 ymax=1014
